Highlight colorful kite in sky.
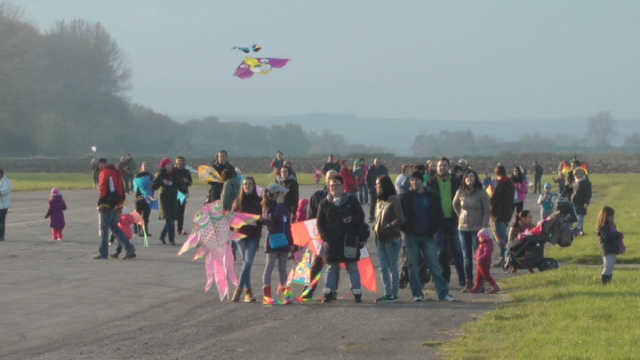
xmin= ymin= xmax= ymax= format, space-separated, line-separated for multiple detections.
xmin=231 ymin=44 xmax=261 ymax=53
xmin=233 ymin=57 xmax=290 ymax=79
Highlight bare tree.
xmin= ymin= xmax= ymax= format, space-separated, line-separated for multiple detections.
xmin=586 ymin=111 xmax=616 ymax=147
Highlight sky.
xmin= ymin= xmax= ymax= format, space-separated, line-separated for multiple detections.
xmin=14 ymin=0 xmax=640 ymax=121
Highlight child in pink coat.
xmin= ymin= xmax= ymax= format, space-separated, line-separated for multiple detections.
xmin=44 ymin=188 xmax=66 ymax=241
xmin=296 ymin=198 xmax=309 ymax=222
xmin=110 ymin=208 xmax=137 ymax=259
xmin=470 ymin=228 xmax=500 ymax=293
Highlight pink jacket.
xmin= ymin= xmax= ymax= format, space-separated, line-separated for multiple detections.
xmin=475 ymin=237 xmax=494 ymax=264
xmin=515 ymin=179 xmax=528 ymax=203
xmin=118 ymin=214 xmax=136 ymax=240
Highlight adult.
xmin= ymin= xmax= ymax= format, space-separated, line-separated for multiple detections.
xmin=571 ymin=168 xmax=592 ymax=236
xmin=270 ymin=151 xmax=284 ymax=179
xmin=427 ymin=161 xmax=437 ymax=180
xmin=221 ymin=169 xmax=241 ymax=211
xmin=365 ymin=158 xmax=389 ymax=223
xmin=490 ymin=165 xmax=515 ymax=267
xmin=400 ymin=171 xmax=455 ymax=302
xmin=322 ymin=154 xmax=341 ymax=175
xmin=373 ymin=175 xmax=405 ymax=302
xmin=507 ymin=210 xmax=535 ymax=273
xmin=519 ymin=164 xmax=528 ymax=180
xmin=90 ymin=159 xmax=100 ymax=189
xmin=317 ymin=175 xmax=366 ymax=303
xmin=458 ymin=159 xmax=468 ymax=172
xmin=511 ymin=166 xmax=528 ymax=218
xmin=532 ymin=161 xmax=543 ymax=194
xmin=133 ymin=162 xmax=153 ymax=237
xmin=279 ymin=166 xmax=299 ymax=223
xmin=426 ymin=157 xmax=465 ymax=287
xmin=152 ymin=158 xmax=187 ymax=245
xmin=124 ymin=154 xmax=135 ymax=194
xmin=339 ymin=160 xmax=358 ymax=198
xmin=0 ymin=167 xmax=12 ymax=241
xmin=174 ymin=156 xmax=193 ymax=235
xmin=207 ymin=150 xmax=236 ymax=203
xmin=395 ymin=164 xmax=411 ymax=196
xmin=231 ymin=176 xmax=263 ymax=302
xmin=282 ymin=160 xmax=297 ymax=181
xmin=117 ymin=156 xmax=131 ymax=195
xmin=92 ymin=158 xmax=136 ymax=259
xmin=357 ymin=158 xmax=369 ymax=205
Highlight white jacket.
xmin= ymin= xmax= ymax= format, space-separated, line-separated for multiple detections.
xmin=0 ymin=176 xmax=12 ymax=209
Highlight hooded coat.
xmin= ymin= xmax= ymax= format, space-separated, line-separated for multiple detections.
xmin=316 ymin=195 xmax=365 ymax=263
xmin=45 ymin=196 xmax=67 ymax=230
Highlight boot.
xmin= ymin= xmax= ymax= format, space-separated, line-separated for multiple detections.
xmin=461 ymin=279 xmax=473 ymax=293
xmin=322 ymin=288 xmax=336 ymax=303
xmin=489 ymin=281 xmax=500 ymax=294
xmin=263 ymin=285 xmax=272 ymax=300
xmin=300 ymin=286 xmax=314 ymax=300
xmin=231 ymin=287 xmax=242 ymax=302
xmin=602 ymin=274 xmax=612 ymax=285
xmin=353 ymin=289 xmax=362 ymax=303
xmin=244 ymin=288 xmax=256 ymax=303
xmin=469 ymin=274 xmax=484 ymax=294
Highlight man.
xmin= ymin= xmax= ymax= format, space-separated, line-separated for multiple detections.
xmin=92 ymin=158 xmax=136 ymax=260
xmin=458 ymin=159 xmax=468 ymax=172
xmin=124 ymin=154 xmax=135 ymax=194
xmin=207 ymin=150 xmax=236 ymax=203
xmin=117 ymin=156 xmax=130 ymax=195
xmin=395 ymin=164 xmax=411 ymax=196
xmin=174 ymin=156 xmax=193 ymax=235
xmin=270 ymin=151 xmax=284 ymax=180
xmin=490 ymin=165 xmax=515 ymax=267
xmin=316 ymin=175 xmax=366 ymax=303
xmin=357 ymin=158 xmax=369 ymax=205
xmin=400 ymin=171 xmax=455 ymax=302
xmin=426 ymin=157 xmax=465 ymax=286
xmin=365 ymin=158 xmax=389 ymax=223
xmin=321 ymin=154 xmax=341 ymax=175
xmin=533 ymin=160 xmax=543 ymax=194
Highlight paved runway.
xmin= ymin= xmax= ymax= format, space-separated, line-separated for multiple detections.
xmin=1 ymin=185 xmax=542 ymax=360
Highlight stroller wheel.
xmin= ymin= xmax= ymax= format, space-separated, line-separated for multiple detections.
xmin=546 ymin=258 xmax=559 ymax=270
xmin=502 ymin=257 xmax=513 ymax=273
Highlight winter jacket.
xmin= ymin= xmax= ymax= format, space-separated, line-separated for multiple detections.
xmin=571 ymin=177 xmax=592 ymax=216
xmin=534 ymin=165 xmax=543 ymax=178
xmin=358 ymin=165 xmax=369 ymax=186
xmin=231 ymin=193 xmax=263 ymax=240
xmin=0 ymin=176 xmax=11 ymax=210
xmin=340 ymin=167 xmax=358 ymax=193
xmin=322 ymin=162 xmax=341 ymax=175
xmin=316 ymin=195 xmax=365 ymax=263
xmin=262 ymin=201 xmax=293 ymax=253
xmin=282 ymin=177 xmax=300 ymax=222
xmin=453 ymin=187 xmax=490 ymax=231
xmin=98 ymin=164 xmax=125 ymax=210
xmin=490 ymin=177 xmax=515 ymax=223
xmin=221 ymin=177 xmax=241 ymax=211
xmin=598 ymin=223 xmax=623 ymax=256
xmin=207 ymin=160 xmax=236 ymax=202
xmin=475 ymin=237 xmax=494 ymax=265
xmin=297 ymin=199 xmax=309 ymax=222
xmin=373 ymin=195 xmax=405 ymax=242
xmin=365 ymin=165 xmax=389 ymax=190
xmin=45 ymin=196 xmax=66 ymax=230
xmin=308 ymin=187 xmax=328 ymax=219
xmin=427 ymin=175 xmax=461 ymax=224
xmin=151 ymin=170 xmax=187 ymax=220
xmin=118 ymin=214 xmax=136 ymax=240
xmin=400 ymin=188 xmax=443 ymax=238
xmin=174 ymin=167 xmax=193 ymax=192
xmin=514 ymin=179 xmax=528 ymax=203
xmin=537 ymin=193 xmax=556 ymax=211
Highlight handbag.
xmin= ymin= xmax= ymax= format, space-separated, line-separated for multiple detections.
xmin=268 ymin=215 xmax=289 ymax=250
xmin=619 ymin=238 xmax=626 ymax=255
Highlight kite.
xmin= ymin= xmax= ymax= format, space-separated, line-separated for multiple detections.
xmin=198 ymin=165 xmax=223 ymax=183
xmin=233 ymin=57 xmax=290 ymax=79
xmin=177 ymin=200 xmax=260 ymax=301
xmin=133 ymin=176 xmax=158 ymax=210
xmin=231 ymin=44 xmax=261 ymax=53
xmin=560 ymin=160 xmax=589 ymax=176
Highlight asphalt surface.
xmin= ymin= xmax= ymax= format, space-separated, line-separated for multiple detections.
xmin=1 ymin=185 xmax=543 ymax=360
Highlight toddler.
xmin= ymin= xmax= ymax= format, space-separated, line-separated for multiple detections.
xmin=537 ymin=183 xmax=556 ymax=220
xmin=110 ymin=207 xmax=137 ymax=259
xmin=314 ymin=170 xmax=322 ymax=188
xmin=470 ymin=228 xmax=500 ymax=293
xmin=44 ymin=188 xmax=66 ymax=241
xmin=296 ymin=198 xmax=309 ymax=222
xmin=597 ymin=206 xmax=623 ymax=285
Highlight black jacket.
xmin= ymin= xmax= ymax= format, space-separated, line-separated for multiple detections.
xmin=208 ymin=161 xmax=236 ymax=202
xmin=571 ymin=178 xmax=592 ymax=216
xmin=365 ymin=165 xmax=389 ymax=189
xmin=152 ymin=170 xmax=187 ymax=220
xmin=598 ymin=224 xmax=622 ymax=256
xmin=283 ymin=177 xmax=299 ymax=221
xmin=308 ymin=187 xmax=328 ymax=219
xmin=317 ymin=195 xmax=365 ymax=263
xmin=322 ymin=162 xmax=341 ymax=175
xmin=426 ymin=175 xmax=461 ymax=224
xmin=174 ymin=167 xmax=193 ymax=193
xmin=400 ymin=188 xmax=443 ymax=238
xmin=490 ymin=177 xmax=515 ymax=223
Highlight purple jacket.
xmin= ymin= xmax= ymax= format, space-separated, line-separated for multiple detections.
xmin=262 ymin=201 xmax=293 ymax=253
xmin=45 ymin=196 xmax=67 ymax=230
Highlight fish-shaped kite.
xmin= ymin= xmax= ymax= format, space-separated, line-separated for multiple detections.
xmin=233 ymin=57 xmax=290 ymax=79
xmin=231 ymin=44 xmax=261 ymax=53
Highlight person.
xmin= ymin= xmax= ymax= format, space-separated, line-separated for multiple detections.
xmin=427 ymin=157 xmax=465 ymax=287
xmin=507 ymin=210 xmax=535 ymax=273
xmin=174 ymin=156 xmax=193 ymax=235
xmin=261 ymin=183 xmax=294 ymax=304
xmin=152 ymin=158 xmax=188 ymax=246
xmin=469 ymin=228 xmax=500 ymax=293
xmin=490 ymin=165 xmax=515 ymax=267
xmin=0 ymin=168 xmax=11 ymax=241
xmin=92 ymin=158 xmax=136 ymax=259
xmin=511 ymin=166 xmax=528 ymax=218
xmin=400 ymin=171 xmax=456 ymax=302
xmin=296 ymin=198 xmax=309 ymax=222
xmin=532 ymin=161 xmax=543 ymax=194
xmin=537 ymin=183 xmax=556 ymax=220
xmin=339 ymin=160 xmax=358 ymax=198
xmin=482 ymin=172 xmax=494 ymax=189
xmin=365 ymin=158 xmax=389 ymax=223
xmin=395 ymin=164 xmax=411 ymax=196
xmin=44 ymin=188 xmax=66 ymax=241
xmin=270 ymin=151 xmax=284 ymax=180
xmin=571 ymin=168 xmax=592 ymax=236
xmin=90 ymin=159 xmax=100 ymax=189
xmin=124 ymin=154 xmax=135 ymax=194
xmin=453 ymin=169 xmax=490 ymax=293
xmin=427 ymin=161 xmax=437 ymax=180
xmin=221 ymin=169 xmax=241 ymax=211
xmin=561 ymin=171 xmax=575 ymax=199
xmin=282 ymin=160 xmax=297 ymax=181
xmin=373 ymin=175 xmax=405 ymax=302
xmin=458 ymin=159 xmax=468 ymax=172
xmin=109 ymin=208 xmax=137 ymax=259
xmin=207 ymin=150 xmax=236 ymax=203
xmin=519 ymin=164 xmax=528 ymax=180
xmin=451 ymin=164 xmax=464 ymax=180
xmin=314 ymin=170 xmax=322 ymax=188
xmin=597 ymin=206 xmax=623 ymax=285
xmin=117 ymin=156 xmax=131 ymax=195
xmin=552 ymin=171 xmax=565 ymax=196
xmin=133 ymin=162 xmax=153 ymax=237
xmin=322 ymin=154 xmax=341 ymax=175
xmin=231 ymin=176 xmax=263 ymax=302
xmin=353 ymin=159 xmax=363 ymax=191
xmin=357 ymin=158 xmax=369 ymax=205
xmin=317 ymin=175 xmax=366 ymax=303
xmin=280 ymin=166 xmax=299 ymax=223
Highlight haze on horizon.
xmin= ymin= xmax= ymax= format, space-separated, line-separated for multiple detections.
xmin=15 ymin=0 xmax=640 ymax=122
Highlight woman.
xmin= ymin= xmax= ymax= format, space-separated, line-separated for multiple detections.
xmin=571 ymin=168 xmax=592 ymax=236
xmin=261 ymin=184 xmax=294 ymax=303
xmin=0 ymin=168 xmax=12 ymax=241
xmin=508 ymin=210 xmax=535 ymax=273
xmin=134 ymin=162 xmax=154 ymax=237
xmin=373 ymin=175 xmax=405 ymax=302
xmin=231 ymin=176 xmax=263 ymax=303
xmin=280 ymin=166 xmax=299 ymax=223
xmin=152 ymin=158 xmax=187 ymax=245
xmin=511 ymin=167 xmax=528 ymax=218
xmin=453 ymin=169 xmax=490 ymax=292
xmin=339 ymin=160 xmax=358 ymax=198
xmin=174 ymin=156 xmax=193 ymax=235
xmin=282 ymin=159 xmax=297 ymax=181
xmin=90 ymin=159 xmax=100 ymax=189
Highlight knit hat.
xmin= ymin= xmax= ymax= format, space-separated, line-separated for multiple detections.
xmin=410 ymin=170 xmax=423 ymax=180
xmin=266 ymin=183 xmax=289 ymax=194
xmin=544 ymin=183 xmax=552 ymax=189
xmin=477 ymin=228 xmax=493 ymax=242
xmin=159 ymin=158 xmax=172 ymax=169
xmin=51 ymin=188 xmax=60 ymax=196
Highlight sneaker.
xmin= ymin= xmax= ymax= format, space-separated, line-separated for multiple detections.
xmin=375 ymin=294 xmax=397 ymax=303
xmin=413 ymin=294 xmax=424 ymax=302
xmin=322 ymin=291 xmax=336 ymax=303
xmin=442 ymin=294 xmax=456 ymax=302
xmin=109 ymin=253 xmax=120 ymax=259
xmin=159 ymin=238 xmax=167 ymax=245
xmin=122 ymin=251 xmax=137 ymax=260
xmin=354 ymin=294 xmax=362 ymax=303
xmin=91 ymin=254 xmax=107 ymax=259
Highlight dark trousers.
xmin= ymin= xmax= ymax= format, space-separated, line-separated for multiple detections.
xmin=135 ymin=200 xmax=151 ymax=236
xmin=160 ymin=218 xmax=175 ymax=243
xmin=0 ymin=208 xmax=7 ymax=239
xmin=512 ymin=201 xmax=524 ymax=218
xmin=177 ymin=201 xmax=187 ymax=233
xmin=368 ymin=190 xmax=377 ymax=221
xmin=534 ymin=176 xmax=542 ymax=193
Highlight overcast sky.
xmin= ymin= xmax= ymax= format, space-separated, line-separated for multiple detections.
xmin=15 ymin=0 xmax=640 ymax=121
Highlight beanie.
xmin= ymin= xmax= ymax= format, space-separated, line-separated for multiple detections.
xmin=51 ymin=188 xmax=60 ymax=196
xmin=159 ymin=158 xmax=172 ymax=169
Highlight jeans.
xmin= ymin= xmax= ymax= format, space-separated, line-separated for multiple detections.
xmin=376 ymin=237 xmax=402 ymax=297
xmin=100 ymin=209 xmax=134 ymax=258
xmin=159 ymin=218 xmax=176 ymax=242
xmin=324 ymin=261 xmax=360 ymax=292
xmin=437 ymin=218 xmax=465 ymax=284
xmin=368 ymin=190 xmax=377 ymax=220
xmin=263 ymin=251 xmax=288 ymax=287
xmin=492 ymin=221 xmax=509 ymax=260
xmin=237 ymin=237 xmax=259 ymax=289
xmin=458 ymin=230 xmax=479 ymax=282
xmin=0 ymin=208 xmax=7 ymax=239
xmin=405 ymin=233 xmax=449 ymax=299
xmin=358 ymin=185 xmax=369 ymax=205
xmin=576 ymin=215 xmax=585 ymax=232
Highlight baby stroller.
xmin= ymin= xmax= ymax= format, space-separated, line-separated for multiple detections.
xmin=555 ymin=197 xmax=579 ymax=234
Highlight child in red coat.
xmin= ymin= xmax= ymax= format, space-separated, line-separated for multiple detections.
xmin=45 ymin=188 xmax=66 ymax=241
xmin=110 ymin=208 xmax=137 ymax=259
xmin=470 ymin=228 xmax=500 ymax=293
xmin=296 ymin=198 xmax=309 ymax=222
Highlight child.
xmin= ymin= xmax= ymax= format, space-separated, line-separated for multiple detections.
xmin=597 ymin=206 xmax=624 ymax=285
xmin=296 ymin=198 xmax=309 ymax=222
xmin=552 ymin=171 xmax=565 ymax=196
xmin=537 ymin=183 xmax=556 ymax=220
xmin=110 ymin=208 xmax=137 ymax=259
xmin=314 ymin=170 xmax=322 ymax=188
xmin=44 ymin=188 xmax=66 ymax=241
xmin=469 ymin=228 xmax=500 ymax=293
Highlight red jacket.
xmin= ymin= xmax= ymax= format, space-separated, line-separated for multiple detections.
xmin=98 ymin=164 xmax=125 ymax=209
xmin=475 ymin=237 xmax=494 ymax=264
xmin=340 ymin=168 xmax=357 ymax=193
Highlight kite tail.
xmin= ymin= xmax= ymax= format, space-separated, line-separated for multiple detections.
xmin=178 ymin=233 xmax=200 ymax=256
xmin=263 ymin=287 xmax=294 ymax=306
xmin=295 ymin=272 xmax=322 ymax=302
xmin=193 ymin=247 xmax=207 ymax=260
xmin=143 ymin=225 xmax=149 ymax=247
xmin=212 ymin=249 xmax=228 ymax=301
xmin=225 ymin=244 xmax=238 ymax=287
xmin=204 ymin=251 xmax=215 ymax=293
